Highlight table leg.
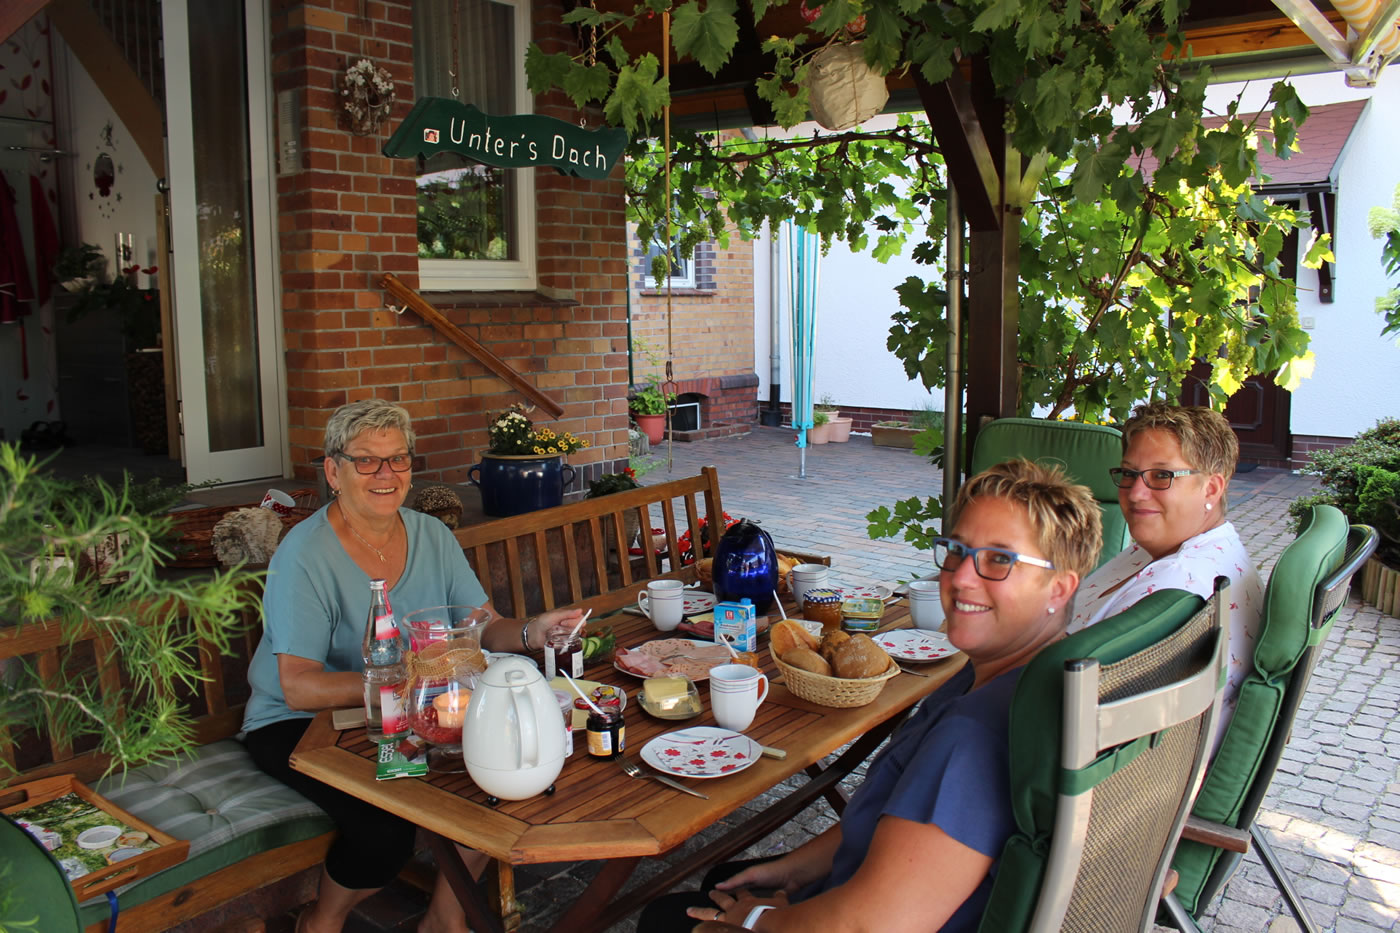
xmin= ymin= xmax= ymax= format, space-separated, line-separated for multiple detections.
xmin=426 ymin=833 xmax=506 ymax=933
xmin=808 ymin=763 xmax=851 ymax=816
xmin=545 ymin=856 xmax=641 ymax=933
xmin=486 ymin=859 xmax=520 ymax=931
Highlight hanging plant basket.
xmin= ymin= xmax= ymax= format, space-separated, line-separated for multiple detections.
xmin=806 ymin=42 xmax=889 ymax=131
xmin=340 ymin=58 xmax=397 ymax=136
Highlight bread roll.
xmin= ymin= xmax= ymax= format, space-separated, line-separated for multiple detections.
xmin=833 ymin=634 xmax=890 ymax=679
xmin=782 ymin=646 xmax=832 ymax=677
xmin=771 ymin=618 xmax=819 ymax=658
xmin=818 ymin=630 xmax=851 ymax=664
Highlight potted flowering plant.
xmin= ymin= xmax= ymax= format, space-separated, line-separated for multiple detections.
xmin=586 ymin=467 xmax=643 ymax=551
xmin=468 ymin=405 xmax=589 ymax=517
xmin=630 ymin=383 xmax=674 ymax=444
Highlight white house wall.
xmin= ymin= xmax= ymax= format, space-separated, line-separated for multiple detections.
xmin=751 ymin=114 xmax=943 ymax=416
xmin=58 ymin=37 xmax=162 ymax=289
xmin=1201 ymin=69 xmax=1400 ymax=440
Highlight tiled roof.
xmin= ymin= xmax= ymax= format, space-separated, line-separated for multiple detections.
xmin=1135 ymin=98 xmax=1368 ymax=189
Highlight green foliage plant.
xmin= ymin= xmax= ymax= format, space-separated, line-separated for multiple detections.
xmin=586 ymin=466 xmax=642 ymax=498
xmin=812 ymin=409 xmax=830 ymax=427
xmin=629 ymin=382 xmax=674 ymax=415
xmin=53 ymin=242 xmax=105 ymax=284
xmin=63 ymin=246 xmax=163 ymax=350
xmin=1369 ymin=184 xmax=1400 ymax=339
xmin=1289 ymin=418 xmax=1400 ymax=565
xmin=526 ymin=0 xmax=1323 ymax=556
xmin=0 ymin=444 xmax=263 ymax=787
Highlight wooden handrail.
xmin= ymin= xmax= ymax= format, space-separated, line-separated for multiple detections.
xmin=379 ymin=273 xmax=565 ymax=419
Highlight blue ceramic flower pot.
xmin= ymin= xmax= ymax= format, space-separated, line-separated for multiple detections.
xmin=712 ymin=518 xmax=778 ymax=614
xmin=468 ymin=453 xmax=576 ymax=518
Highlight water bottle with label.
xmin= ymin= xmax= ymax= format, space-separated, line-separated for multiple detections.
xmin=361 ymin=579 xmax=407 ymax=743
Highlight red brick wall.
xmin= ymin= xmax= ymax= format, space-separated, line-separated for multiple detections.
xmin=270 ymin=0 xmax=628 ymax=488
xmin=630 ymin=223 xmax=756 ymax=384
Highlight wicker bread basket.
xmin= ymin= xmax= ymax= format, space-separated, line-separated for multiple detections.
xmin=771 ymin=646 xmax=900 ymax=708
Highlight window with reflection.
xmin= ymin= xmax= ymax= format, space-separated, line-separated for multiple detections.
xmin=413 ymin=0 xmax=535 ymax=290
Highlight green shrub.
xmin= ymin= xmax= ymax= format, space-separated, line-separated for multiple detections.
xmin=1288 ymin=417 xmax=1400 ymax=563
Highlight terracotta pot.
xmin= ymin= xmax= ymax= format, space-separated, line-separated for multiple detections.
xmin=808 ymin=422 xmax=833 ymax=445
xmin=634 ymin=412 xmax=666 ymax=444
xmin=827 ymin=415 xmax=853 ymax=442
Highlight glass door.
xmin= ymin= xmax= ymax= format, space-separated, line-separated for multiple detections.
xmin=162 ymin=0 xmax=285 ymax=483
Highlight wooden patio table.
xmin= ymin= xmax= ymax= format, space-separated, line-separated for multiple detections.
xmin=290 ymin=598 xmax=964 ymax=932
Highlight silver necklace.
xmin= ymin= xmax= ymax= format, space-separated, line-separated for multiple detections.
xmin=338 ymin=501 xmax=395 ymax=563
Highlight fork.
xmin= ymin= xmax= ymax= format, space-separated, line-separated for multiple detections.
xmin=618 ymin=758 xmax=709 ymax=798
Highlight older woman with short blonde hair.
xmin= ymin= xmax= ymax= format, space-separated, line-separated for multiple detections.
xmin=243 ymin=399 xmax=582 ymax=933
xmin=1069 ymin=402 xmax=1264 ymax=751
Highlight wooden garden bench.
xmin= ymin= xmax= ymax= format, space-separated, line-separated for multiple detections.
xmin=456 ymin=465 xmax=828 ymax=618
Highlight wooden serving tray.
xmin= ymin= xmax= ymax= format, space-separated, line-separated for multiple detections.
xmin=1 ymin=773 xmax=190 ymax=902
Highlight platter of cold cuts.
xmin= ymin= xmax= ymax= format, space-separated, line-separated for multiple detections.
xmin=613 ymin=639 xmax=735 ymax=682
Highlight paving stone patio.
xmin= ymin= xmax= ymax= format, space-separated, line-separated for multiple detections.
xmin=243 ymin=427 xmax=1399 ymax=932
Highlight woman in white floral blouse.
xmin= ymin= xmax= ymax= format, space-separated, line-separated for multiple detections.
xmin=1067 ymin=402 xmax=1263 ymax=752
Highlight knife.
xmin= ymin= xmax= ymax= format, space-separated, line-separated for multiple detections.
xmin=648 ymin=772 xmax=710 ymax=799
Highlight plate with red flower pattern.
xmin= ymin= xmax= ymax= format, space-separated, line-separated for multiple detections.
xmin=641 ymin=727 xmax=762 ymax=779
xmin=875 ymin=629 xmax=957 ymax=662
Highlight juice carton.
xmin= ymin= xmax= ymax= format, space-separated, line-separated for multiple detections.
xmin=714 ymin=598 xmax=758 ymax=653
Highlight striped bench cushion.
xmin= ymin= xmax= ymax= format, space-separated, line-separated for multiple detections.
xmin=78 ymin=739 xmax=332 ymax=924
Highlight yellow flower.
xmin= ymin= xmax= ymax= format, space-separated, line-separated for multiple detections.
xmin=548 ymin=447 xmax=557 ymax=454
xmin=533 ymin=446 xmax=543 ymax=454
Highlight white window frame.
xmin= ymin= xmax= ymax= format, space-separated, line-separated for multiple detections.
xmin=417 ymin=0 xmax=536 ymax=292
xmin=643 ymin=237 xmax=696 ymax=289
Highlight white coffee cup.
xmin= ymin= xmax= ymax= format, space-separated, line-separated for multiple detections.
xmin=907 ymin=580 xmax=945 ymax=631
xmin=260 ymin=488 xmax=296 ymax=516
xmin=638 ymin=580 xmax=686 ymax=631
xmin=788 ymin=563 xmax=830 ymax=606
xmin=709 ymin=663 xmax=770 ymax=732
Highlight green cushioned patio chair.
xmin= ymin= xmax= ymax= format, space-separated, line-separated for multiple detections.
xmin=968 ymin=418 xmax=1129 ymax=570
xmin=1161 ymin=506 xmax=1378 ymax=933
xmin=978 ymin=578 xmax=1228 ymax=933
xmin=0 ymin=812 xmax=83 ymax=933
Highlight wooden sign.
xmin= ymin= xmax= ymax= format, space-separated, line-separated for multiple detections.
xmin=383 ymin=97 xmax=628 ymax=180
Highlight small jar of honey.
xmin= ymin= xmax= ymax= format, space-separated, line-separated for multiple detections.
xmin=802 ymin=588 xmax=845 ymax=633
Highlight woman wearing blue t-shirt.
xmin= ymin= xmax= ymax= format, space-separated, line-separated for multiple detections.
xmin=242 ymin=399 xmax=582 ymax=933
xmin=643 ymin=459 xmax=1102 ymax=933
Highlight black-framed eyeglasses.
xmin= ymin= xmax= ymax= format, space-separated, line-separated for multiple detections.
xmin=931 ymin=536 xmax=1055 ymax=582
xmin=1108 ymin=467 xmax=1199 ymax=490
xmin=335 ymin=452 xmax=413 ymax=474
